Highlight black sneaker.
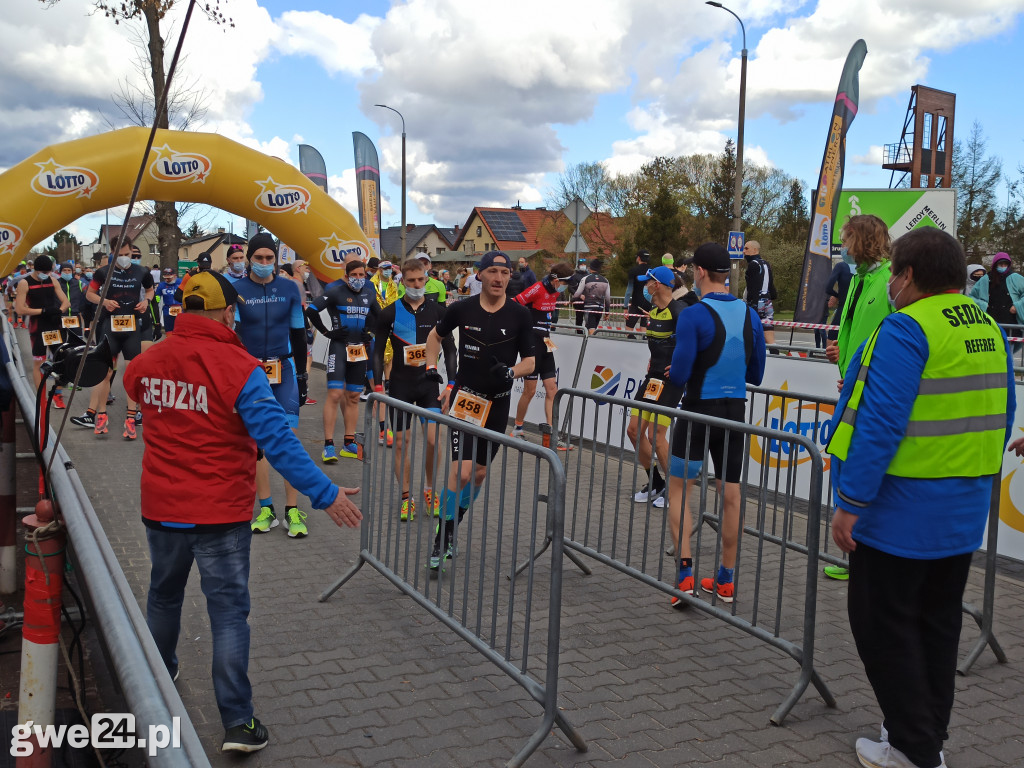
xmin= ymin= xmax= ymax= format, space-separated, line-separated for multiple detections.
xmin=134 ymin=411 xmax=143 ymax=424
xmin=106 ymin=393 xmax=116 ymax=405
xmin=222 ymin=718 xmax=268 ymax=753
xmin=70 ymin=412 xmax=95 ymax=428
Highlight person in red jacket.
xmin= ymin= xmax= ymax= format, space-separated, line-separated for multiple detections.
xmin=123 ymin=271 xmax=362 ymax=754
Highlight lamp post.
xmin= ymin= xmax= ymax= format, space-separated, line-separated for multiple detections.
xmin=375 ymin=104 xmax=406 ymax=261
xmin=707 ymin=1 xmax=746 ymax=295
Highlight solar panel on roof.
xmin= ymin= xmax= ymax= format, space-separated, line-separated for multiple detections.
xmin=481 ymin=210 xmax=526 ymax=242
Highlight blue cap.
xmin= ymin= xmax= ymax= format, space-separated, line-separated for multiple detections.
xmin=636 ymin=266 xmax=676 ymax=287
xmin=477 ymin=251 xmax=513 ymax=271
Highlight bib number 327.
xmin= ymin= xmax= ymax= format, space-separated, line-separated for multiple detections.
xmin=451 ymin=391 xmax=492 ymax=427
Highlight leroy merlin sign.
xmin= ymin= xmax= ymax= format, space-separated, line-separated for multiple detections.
xmin=830 ymin=188 xmax=956 ymax=251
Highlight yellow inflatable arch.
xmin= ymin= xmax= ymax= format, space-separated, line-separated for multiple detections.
xmin=0 ymin=127 xmax=372 ymax=283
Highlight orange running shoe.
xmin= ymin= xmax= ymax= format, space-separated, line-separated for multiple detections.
xmin=670 ymin=576 xmax=696 ymax=609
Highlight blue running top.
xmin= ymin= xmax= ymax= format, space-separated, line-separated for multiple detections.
xmin=233 ymin=275 xmax=305 ymax=359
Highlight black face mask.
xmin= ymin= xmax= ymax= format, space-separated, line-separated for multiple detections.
xmin=519 ymin=266 xmax=527 ymax=272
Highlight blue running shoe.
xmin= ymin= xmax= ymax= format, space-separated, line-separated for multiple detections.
xmin=322 ymin=445 xmax=338 ymax=464
xmin=339 ymin=442 xmax=363 ymax=460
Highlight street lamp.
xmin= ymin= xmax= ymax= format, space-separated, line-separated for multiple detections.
xmin=375 ymin=104 xmax=406 ymax=261
xmin=707 ymin=1 xmax=747 ymax=295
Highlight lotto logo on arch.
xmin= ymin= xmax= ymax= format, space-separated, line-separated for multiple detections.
xmin=748 ymin=382 xmax=835 ymax=471
xmin=148 ymin=144 xmax=211 ymax=184
xmin=318 ymin=234 xmax=370 ymax=267
xmin=31 ymin=158 xmax=99 ymax=199
xmin=591 ymin=365 xmax=620 ymax=399
xmin=254 ymin=177 xmax=310 ymax=215
xmin=0 ymin=223 xmax=23 ymax=257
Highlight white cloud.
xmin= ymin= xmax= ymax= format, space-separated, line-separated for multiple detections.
xmin=274 ymin=10 xmax=379 ymax=75
xmin=853 ymin=145 xmax=885 ymax=165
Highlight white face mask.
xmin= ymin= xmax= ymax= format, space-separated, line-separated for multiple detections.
xmin=887 ymin=273 xmax=905 ymax=309
xmin=116 ymin=255 xmax=132 ymax=269
xmin=230 ymin=261 xmax=245 ymax=274
xmin=404 ymin=285 xmax=425 ymax=300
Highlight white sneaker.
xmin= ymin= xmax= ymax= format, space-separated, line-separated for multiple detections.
xmin=633 ymin=485 xmax=665 ymax=503
xmin=875 ymin=728 xmax=945 ymax=767
xmin=855 ymin=737 xmax=944 ymax=768
xmin=653 ymin=494 xmax=666 ymax=508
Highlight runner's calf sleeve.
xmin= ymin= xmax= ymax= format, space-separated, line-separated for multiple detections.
xmin=458 ymin=484 xmax=482 ymax=509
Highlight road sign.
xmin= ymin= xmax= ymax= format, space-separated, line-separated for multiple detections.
xmin=831 ymin=189 xmax=956 ymax=253
xmin=562 ymin=198 xmax=592 ymax=226
xmin=727 ymin=231 xmax=745 ymax=259
xmin=565 ymin=229 xmax=590 ymax=254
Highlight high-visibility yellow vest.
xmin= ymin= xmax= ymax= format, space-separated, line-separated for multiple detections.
xmin=828 ymin=292 xmax=1007 ymax=478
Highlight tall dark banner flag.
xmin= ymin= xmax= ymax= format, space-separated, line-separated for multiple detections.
xmin=298 ymin=144 xmax=329 ymax=194
xmin=352 ymin=132 xmax=382 ymax=258
xmin=794 ymin=39 xmax=868 ymax=322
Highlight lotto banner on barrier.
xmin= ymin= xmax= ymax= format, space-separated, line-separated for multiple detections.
xmin=0 ymin=127 xmax=373 ymax=283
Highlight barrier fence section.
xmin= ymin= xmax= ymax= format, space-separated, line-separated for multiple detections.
xmin=319 ymin=394 xmax=586 ymax=768
xmin=0 ymin=310 xmax=210 ymax=767
xmin=550 ymin=386 xmax=836 ymax=725
xmin=745 ymin=383 xmax=1008 ymax=675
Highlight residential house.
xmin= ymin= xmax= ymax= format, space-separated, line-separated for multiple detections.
xmin=451 ymin=206 xmax=621 ymax=266
xmin=92 ymin=215 xmax=159 ymax=265
xmin=177 ymin=230 xmax=248 ymax=272
xmin=379 ymin=224 xmax=458 ymax=262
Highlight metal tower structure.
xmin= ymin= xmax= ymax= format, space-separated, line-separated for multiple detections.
xmin=882 ymin=85 xmax=956 ymax=189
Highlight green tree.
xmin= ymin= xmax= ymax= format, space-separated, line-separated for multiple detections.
xmin=707 ymin=140 xmax=737 ymax=246
xmin=182 ymin=219 xmax=202 ymax=240
xmin=634 ymin=185 xmax=685 ymax=259
xmin=952 ymin=121 xmax=1002 ymax=257
xmin=773 ymin=180 xmax=811 ymax=245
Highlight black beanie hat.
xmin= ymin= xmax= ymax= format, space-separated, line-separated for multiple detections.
xmin=246 ymin=233 xmax=278 ymax=260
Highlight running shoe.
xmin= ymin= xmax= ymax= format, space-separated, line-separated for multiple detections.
xmin=359 ymin=391 xmax=370 ymax=402
xmin=70 ymin=411 xmax=95 ymax=428
xmin=385 ymin=429 xmax=393 ymax=447
xmin=340 ymin=442 xmax=363 ymax=460
xmin=378 ymin=429 xmax=393 ymax=447
xmin=123 ymin=417 xmax=137 ymax=441
xmin=52 ymin=392 xmax=66 ymax=410
xmin=135 ymin=411 xmax=143 ymax=424
xmin=304 ymin=397 xmax=317 ymax=405
xmin=653 ymin=494 xmax=666 ymax=509
xmin=321 ymin=445 xmax=338 ymax=464
xmin=634 ymin=485 xmax=666 ymax=503
xmin=106 ymin=393 xmax=116 ymax=405
xmin=424 ymin=490 xmax=440 ymax=516
xmin=670 ymin=576 xmax=696 ymax=609
xmin=428 ymin=540 xmax=455 ymax=571
xmin=556 ymin=438 xmax=574 ymax=451
xmin=400 ymin=499 xmax=415 ymax=522
xmin=823 ymin=565 xmax=849 ymax=581
xmin=222 ymin=718 xmax=269 ymax=753
xmin=700 ymin=577 xmax=735 ymax=603
xmin=251 ymin=506 xmax=278 ymax=533
xmin=510 ymin=426 xmax=526 ymax=440
xmin=93 ymin=412 xmax=108 ymax=436
xmin=286 ymin=508 xmax=308 ymax=538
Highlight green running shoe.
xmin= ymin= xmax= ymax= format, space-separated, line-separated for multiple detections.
xmin=823 ymin=565 xmax=849 ymax=581
xmin=286 ymin=508 xmax=308 ymax=538
xmin=251 ymin=506 xmax=278 ymax=533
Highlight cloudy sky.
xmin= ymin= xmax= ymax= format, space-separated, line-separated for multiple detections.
xmin=3 ymin=0 xmax=1023 ymax=248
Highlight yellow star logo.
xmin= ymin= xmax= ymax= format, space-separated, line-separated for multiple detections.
xmin=35 ymin=158 xmax=60 ymax=176
xmin=256 ymin=177 xmax=281 ymax=197
xmin=152 ymin=144 xmax=176 ymax=162
xmin=319 ymin=233 xmax=346 ymax=254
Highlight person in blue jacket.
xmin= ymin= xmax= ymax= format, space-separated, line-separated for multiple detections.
xmin=828 ymin=228 xmax=1015 ymax=768
xmin=665 ymin=242 xmax=766 ymax=608
xmin=155 ymin=268 xmax=181 ymax=332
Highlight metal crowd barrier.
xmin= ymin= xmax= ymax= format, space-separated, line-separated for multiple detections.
xmin=548 ymin=386 xmax=836 ymax=725
xmin=1 ymin=310 xmax=210 ymax=767
xmin=745 ymin=382 xmax=1008 ymax=675
xmin=319 ymin=393 xmax=586 ymax=767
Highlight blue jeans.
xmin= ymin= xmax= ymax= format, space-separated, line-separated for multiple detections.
xmin=145 ymin=523 xmax=253 ymax=728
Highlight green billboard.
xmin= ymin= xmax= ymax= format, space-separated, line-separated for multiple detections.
xmin=830 ymin=189 xmax=956 ymax=251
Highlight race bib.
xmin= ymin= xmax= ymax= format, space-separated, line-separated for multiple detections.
xmin=403 ymin=343 xmax=427 ymax=367
xmin=168 ymin=305 xmax=182 ymax=317
xmin=451 ymin=390 xmax=492 ymax=427
xmin=543 ymin=337 xmax=557 ymax=352
xmin=42 ymin=330 xmax=63 ymax=347
xmin=643 ymin=378 xmax=664 ymax=401
xmin=111 ymin=314 xmax=136 ymax=332
xmin=61 ymin=316 xmax=80 ymax=329
xmin=262 ymin=359 xmax=282 ymax=386
xmin=346 ymin=344 xmax=368 ymax=363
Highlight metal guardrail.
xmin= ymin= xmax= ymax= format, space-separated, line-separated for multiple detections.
xmin=550 ymin=387 xmax=835 ymax=725
xmin=319 ymin=393 xmax=586 ymax=767
xmin=744 ymin=382 xmax=1008 ymax=674
xmin=1 ymin=310 xmax=210 ymax=766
